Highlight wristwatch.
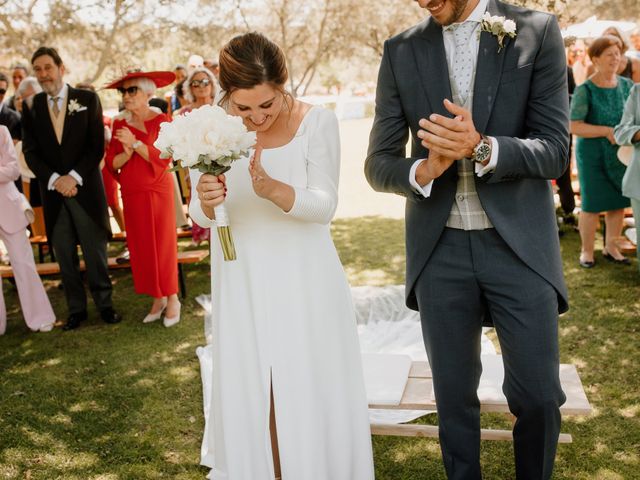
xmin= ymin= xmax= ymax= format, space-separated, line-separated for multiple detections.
xmin=132 ymin=140 xmax=142 ymax=149
xmin=470 ymin=135 xmax=492 ymax=164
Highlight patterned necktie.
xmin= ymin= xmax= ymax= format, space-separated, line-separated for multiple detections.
xmin=51 ymin=97 xmax=60 ymax=117
xmin=451 ymin=22 xmax=476 ymax=104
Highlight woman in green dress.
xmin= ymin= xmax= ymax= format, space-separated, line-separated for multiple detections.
xmin=570 ymin=35 xmax=633 ymax=268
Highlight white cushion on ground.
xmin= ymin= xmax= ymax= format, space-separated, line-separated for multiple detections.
xmin=362 ymin=353 xmax=412 ymax=406
xmin=625 ymin=227 xmax=637 ymax=246
xmin=477 ymin=354 xmax=507 ymax=403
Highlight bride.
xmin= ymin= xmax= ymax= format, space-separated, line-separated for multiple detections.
xmin=190 ymin=32 xmax=375 ymax=480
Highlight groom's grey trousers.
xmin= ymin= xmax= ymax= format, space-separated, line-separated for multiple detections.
xmin=415 ymin=227 xmax=566 ymax=480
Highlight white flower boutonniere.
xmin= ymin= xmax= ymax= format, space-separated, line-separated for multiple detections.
xmin=481 ymin=12 xmax=516 ymax=53
xmin=67 ymin=99 xmax=88 ymax=115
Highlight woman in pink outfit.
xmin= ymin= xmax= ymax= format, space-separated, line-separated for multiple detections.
xmin=0 ymin=125 xmax=56 ymax=334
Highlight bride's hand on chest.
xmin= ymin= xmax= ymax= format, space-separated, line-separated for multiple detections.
xmin=248 ymin=146 xmax=276 ymax=199
xmin=248 ymin=146 xmax=295 ymax=212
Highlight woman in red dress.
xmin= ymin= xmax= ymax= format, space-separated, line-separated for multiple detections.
xmin=105 ymin=70 xmax=181 ymax=327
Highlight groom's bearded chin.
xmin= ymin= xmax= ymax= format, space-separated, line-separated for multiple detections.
xmin=425 ymin=0 xmax=470 ymax=26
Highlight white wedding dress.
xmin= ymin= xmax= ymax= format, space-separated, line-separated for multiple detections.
xmin=189 ymin=106 xmax=375 ymax=480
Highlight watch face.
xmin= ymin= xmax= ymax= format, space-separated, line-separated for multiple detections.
xmin=476 ymin=142 xmax=491 ymax=161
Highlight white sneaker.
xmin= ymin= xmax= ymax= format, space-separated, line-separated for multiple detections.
xmin=143 ymin=299 xmax=167 ymax=323
xmin=163 ymin=302 xmax=181 ymax=328
xmin=38 ymin=323 xmax=55 ymax=332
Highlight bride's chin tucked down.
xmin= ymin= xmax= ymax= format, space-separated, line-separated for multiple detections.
xmin=244 ymin=115 xmax=272 ymax=132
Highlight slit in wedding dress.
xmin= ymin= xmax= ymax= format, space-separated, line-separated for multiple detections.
xmin=270 ymin=370 xmax=282 ymax=480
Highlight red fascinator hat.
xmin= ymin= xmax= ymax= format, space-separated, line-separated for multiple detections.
xmin=104 ymin=69 xmax=176 ymax=89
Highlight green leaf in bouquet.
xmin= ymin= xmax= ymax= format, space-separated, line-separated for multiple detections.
xmin=196 ymin=163 xmax=231 ymax=176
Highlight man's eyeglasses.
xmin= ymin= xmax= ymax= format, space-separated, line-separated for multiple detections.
xmin=0 ymin=88 xmax=6 ymax=95
xmin=118 ymin=86 xmax=139 ymax=96
xmin=190 ymin=79 xmax=211 ymax=88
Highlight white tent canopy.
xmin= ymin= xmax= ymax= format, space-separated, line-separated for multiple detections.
xmin=562 ymin=16 xmax=637 ymax=39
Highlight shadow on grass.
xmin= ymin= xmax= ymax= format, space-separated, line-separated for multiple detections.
xmin=1 ymin=221 xmax=639 ymax=478
xmin=0 ymin=264 xmax=212 ymax=479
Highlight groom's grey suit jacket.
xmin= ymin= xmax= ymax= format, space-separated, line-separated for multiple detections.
xmin=365 ymin=0 xmax=569 ymax=313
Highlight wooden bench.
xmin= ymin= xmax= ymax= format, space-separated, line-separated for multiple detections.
xmin=29 ymin=228 xmax=195 ymax=263
xmin=616 ymin=236 xmax=637 ymax=255
xmin=369 ymin=361 xmax=591 ymax=444
xmin=0 ymin=249 xmax=209 ymax=299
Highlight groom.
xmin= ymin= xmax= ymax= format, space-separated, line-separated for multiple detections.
xmin=22 ymin=47 xmax=120 ymax=330
xmin=366 ymin=0 xmax=569 ymax=478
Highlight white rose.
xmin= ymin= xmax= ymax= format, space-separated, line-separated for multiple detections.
xmin=503 ymin=19 xmax=516 ymax=34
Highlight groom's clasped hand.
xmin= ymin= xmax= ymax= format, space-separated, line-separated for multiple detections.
xmin=415 ymin=98 xmax=483 ymax=183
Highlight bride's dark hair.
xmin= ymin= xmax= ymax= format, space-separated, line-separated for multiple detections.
xmin=218 ymin=32 xmax=289 ymax=106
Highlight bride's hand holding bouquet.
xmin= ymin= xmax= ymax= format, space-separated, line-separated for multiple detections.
xmin=154 ymin=105 xmax=256 ymax=261
xmin=196 ymin=173 xmax=226 ymax=221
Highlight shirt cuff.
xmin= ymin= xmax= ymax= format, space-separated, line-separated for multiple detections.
xmin=409 ymin=159 xmax=434 ymax=198
xmin=475 ymin=137 xmax=499 ymax=177
xmin=48 ymin=173 xmax=60 ymax=190
xmin=69 ymin=170 xmax=83 ymax=186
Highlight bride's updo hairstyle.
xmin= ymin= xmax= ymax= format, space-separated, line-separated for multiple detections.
xmin=218 ymin=32 xmax=289 ymax=106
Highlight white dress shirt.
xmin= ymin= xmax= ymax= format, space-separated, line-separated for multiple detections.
xmin=410 ymin=0 xmax=499 ymax=197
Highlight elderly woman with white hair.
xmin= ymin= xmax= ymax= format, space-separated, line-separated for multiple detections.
xmin=176 ymin=66 xmax=219 ymax=116
xmin=104 ymin=70 xmax=181 ymax=327
xmin=175 ymin=67 xmax=219 ymax=244
xmin=14 ymin=76 xmax=42 ymax=114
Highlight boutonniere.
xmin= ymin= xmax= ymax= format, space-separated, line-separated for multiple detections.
xmin=67 ymin=99 xmax=88 ymax=115
xmin=481 ymin=12 xmax=517 ymax=53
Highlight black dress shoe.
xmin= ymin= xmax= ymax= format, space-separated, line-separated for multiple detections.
xmin=63 ymin=312 xmax=88 ymax=331
xmin=602 ymin=251 xmax=631 ymax=265
xmin=100 ymin=307 xmax=122 ymax=324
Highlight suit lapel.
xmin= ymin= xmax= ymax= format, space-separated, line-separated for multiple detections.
xmin=34 ymin=93 xmax=59 ymax=147
xmin=473 ymin=0 xmax=511 ymax=133
xmin=411 ymin=18 xmax=452 ymax=117
xmin=61 ymin=85 xmax=74 ymax=146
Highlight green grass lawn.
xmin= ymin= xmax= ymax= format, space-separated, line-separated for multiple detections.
xmin=0 ymin=218 xmax=638 ymax=479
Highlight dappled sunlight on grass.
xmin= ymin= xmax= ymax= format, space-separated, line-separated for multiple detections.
xmin=134 ymin=378 xmax=156 ymax=388
xmin=592 ymin=470 xmax=625 ymax=480
xmin=43 ymin=357 xmax=62 ymax=367
xmin=4 ymin=446 xmax=99 ymax=470
xmin=174 ymin=342 xmax=195 ymax=353
xmin=0 ymin=464 xmax=19 ymax=478
xmin=69 ymin=401 xmax=105 ymax=413
xmin=169 ymin=366 xmax=197 ymax=382
xmin=619 ymin=404 xmax=640 ymax=418
xmin=7 ymin=364 xmax=39 ymax=375
xmin=0 ymin=220 xmax=638 ymax=478
xmin=49 ymin=413 xmax=73 ymax=425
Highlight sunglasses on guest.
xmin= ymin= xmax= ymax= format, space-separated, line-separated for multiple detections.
xmin=118 ymin=86 xmax=140 ymax=96
xmin=190 ymin=78 xmax=211 ymax=88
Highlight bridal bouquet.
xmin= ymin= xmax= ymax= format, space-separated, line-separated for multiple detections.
xmin=155 ymin=105 xmax=256 ymax=261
